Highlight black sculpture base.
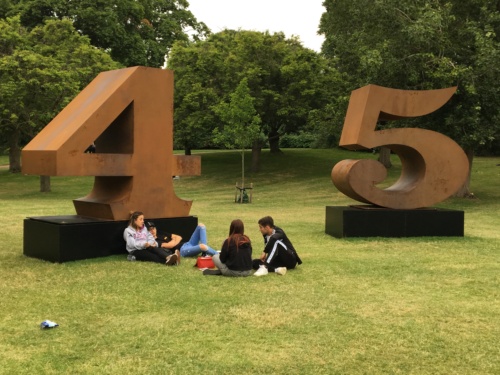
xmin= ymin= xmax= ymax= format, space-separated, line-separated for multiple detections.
xmin=325 ymin=206 xmax=464 ymax=238
xmin=23 ymin=215 xmax=198 ymax=263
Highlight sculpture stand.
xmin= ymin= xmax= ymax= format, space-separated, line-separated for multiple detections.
xmin=24 ymin=215 xmax=198 ymax=263
xmin=325 ymin=206 xmax=464 ymax=238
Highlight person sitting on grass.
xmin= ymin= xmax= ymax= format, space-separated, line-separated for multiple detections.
xmin=253 ymin=216 xmax=302 ymax=276
xmin=146 ymin=221 xmax=181 ymax=266
xmin=203 ymin=219 xmax=253 ymax=276
xmin=123 ymin=211 xmax=178 ymax=266
xmin=151 ymin=221 xmax=218 ymax=258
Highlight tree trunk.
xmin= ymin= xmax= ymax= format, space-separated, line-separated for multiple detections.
xmin=453 ymin=148 xmax=474 ymax=198
xmin=377 ymin=147 xmax=392 ymax=168
xmin=251 ymin=141 xmax=262 ymax=173
xmin=8 ymin=128 xmax=22 ymax=173
xmin=40 ymin=176 xmax=51 ymax=192
xmin=184 ymin=147 xmax=191 ymax=156
xmin=241 ymin=149 xmax=245 ymax=188
xmin=268 ymin=133 xmax=282 ymax=153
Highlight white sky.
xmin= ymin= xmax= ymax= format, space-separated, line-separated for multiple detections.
xmin=186 ymin=0 xmax=326 ymax=52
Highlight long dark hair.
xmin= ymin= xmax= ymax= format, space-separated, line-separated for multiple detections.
xmin=228 ymin=219 xmax=250 ymax=250
xmin=128 ymin=211 xmax=143 ymax=230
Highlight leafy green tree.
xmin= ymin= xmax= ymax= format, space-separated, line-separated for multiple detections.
xmin=168 ymin=29 xmax=334 ymax=169
xmin=319 ymin=0 xmax=500 ymax=195
xmin=168 ymin=32 xmax=236 ymax=154
xmin=0 ymin=16 xmax=121 ymax=172
xmin=4 ymin=0 xmax=209 ymax=67
xmin=305 ymin=57 xmax=350 ymax=148
xmin=212 ymin=78 xmax=262 ymax=188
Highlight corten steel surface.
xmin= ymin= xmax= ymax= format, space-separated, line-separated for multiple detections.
xmin=332 ymin=85 xmax=469 ymax=209
xmin=22 ymin=67 xmax=200 ymax=220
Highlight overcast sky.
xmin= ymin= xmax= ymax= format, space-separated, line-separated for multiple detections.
xmin=186 ymin=0 xmax=326 ymax=52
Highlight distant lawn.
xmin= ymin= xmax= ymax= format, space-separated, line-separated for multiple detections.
xmin=0 ymin=148 xmax=499 ymax=375
xmin=0 ymin=154 xmax=8 ymax=166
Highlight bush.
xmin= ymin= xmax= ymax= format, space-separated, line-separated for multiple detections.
xmin=279 ymin=131 xmax=318 ymax=148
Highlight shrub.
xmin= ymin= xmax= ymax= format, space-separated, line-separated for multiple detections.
xmin=279 ymin=131 xmax=318 ymax=148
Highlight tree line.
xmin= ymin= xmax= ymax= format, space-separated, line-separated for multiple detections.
xmin=1 ymin=0 xmax=499 ymax=184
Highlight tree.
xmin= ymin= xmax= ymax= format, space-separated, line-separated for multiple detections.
xmin=319 ymin=0 xmax=500 ymax=195
xmin=304 ymin=57 xmax=350 ymax=149
xmin=0 ymin=16 xmax=121 ymax=173
xmin=377 ymin=147 xmax=393 ymax=169
xmin=168 ymin=29 xmax=332 ymax=166
xmin=4 ymin=0 xmax=209 ymax=67
xmin=212 ymin=78 xmax=262 ymax=188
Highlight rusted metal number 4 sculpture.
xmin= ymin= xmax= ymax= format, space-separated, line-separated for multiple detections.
xmin=22 ymin=67 xmax=200 ymax=220
xmin=332 ymin=85 xmax=469 ymax=209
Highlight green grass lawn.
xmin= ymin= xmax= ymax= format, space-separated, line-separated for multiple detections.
xmin=0 ymin=149 xmax=499 ymax=374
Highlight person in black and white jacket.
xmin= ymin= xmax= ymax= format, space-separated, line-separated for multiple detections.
xmin=253 ymin=216 xmax=302 ymax=276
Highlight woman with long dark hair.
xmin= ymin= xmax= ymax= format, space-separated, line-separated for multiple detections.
xmin=204 ymin=219 xmax=252 ymax=276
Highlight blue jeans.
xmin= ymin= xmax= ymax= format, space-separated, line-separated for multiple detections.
xmin=180 ymin=225 xmax=217 ymax=257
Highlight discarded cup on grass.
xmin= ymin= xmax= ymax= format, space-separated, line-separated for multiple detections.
xmin=40 ymin=320 xmax=59 ymax=329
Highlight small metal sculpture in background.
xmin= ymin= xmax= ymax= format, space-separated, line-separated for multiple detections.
xmin=22 ymin=67 xmax=200 ymax=220
xmin=332 ymin=85 xmax=469 ymax=209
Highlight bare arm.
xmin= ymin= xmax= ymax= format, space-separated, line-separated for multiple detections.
xmin=161 ymin=234 xmax=182 ymax=249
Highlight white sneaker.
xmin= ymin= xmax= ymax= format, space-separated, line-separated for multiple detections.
xmin=253 ymin=265 xmax=269 ymax=276
xmin=275 ymin=267 xmax=287 ymax=276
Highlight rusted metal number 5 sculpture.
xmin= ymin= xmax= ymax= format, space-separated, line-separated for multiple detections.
xmin=332 ymin=85 xmax=469 ymax=209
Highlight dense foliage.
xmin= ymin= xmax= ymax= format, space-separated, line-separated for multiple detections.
xmin=3 ymin=0 xmax=209 ymax=67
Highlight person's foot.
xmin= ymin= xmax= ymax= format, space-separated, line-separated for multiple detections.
xmin=175 ymin=250 xmax=181 ymax=265
xmin=166 ymin=254 xmax=178 ymax=266
xmin=203 ymin=269 xmax=222 ymax=276
xmin=275 ymin=267 xmax=287 ymax=276
xmin=253 ymin=265 xmax=268 ymax=276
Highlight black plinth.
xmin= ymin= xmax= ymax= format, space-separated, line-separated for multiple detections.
xmin=325 ymin=206 xmax=464 ymax=238
xmin=24 ymin=215 xmax=198 ymax=263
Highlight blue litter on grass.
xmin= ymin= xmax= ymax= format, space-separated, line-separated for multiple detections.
xmin=40 ymin=320 xmax=59 ymax=329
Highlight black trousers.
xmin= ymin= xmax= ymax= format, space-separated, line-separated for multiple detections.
xmin=252 ymin=245 xmax=297 ymax=272
xmin=132 ymin=247 xmax=173 ymax=264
